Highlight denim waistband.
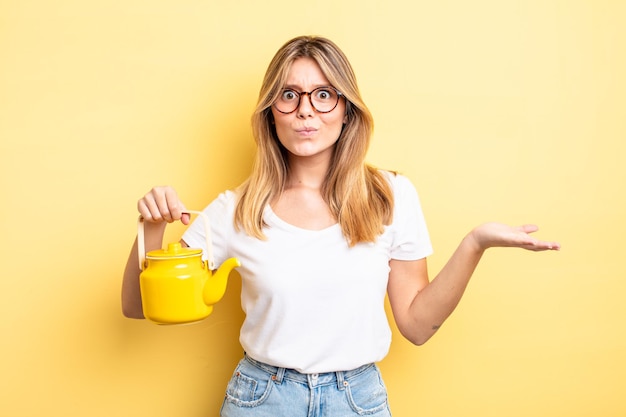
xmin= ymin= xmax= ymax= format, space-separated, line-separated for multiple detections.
xmin=243 ymin=354 xmax=375 ymax=389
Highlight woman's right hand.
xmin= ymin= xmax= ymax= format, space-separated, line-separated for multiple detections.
xmin=137 ymin=186 xmax=190 ymax=225
xmin=123 ymin=186 xmax=189 ymax=319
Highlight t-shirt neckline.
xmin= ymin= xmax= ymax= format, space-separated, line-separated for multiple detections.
xmin=265 ymin=205 xmax=340 ymax=234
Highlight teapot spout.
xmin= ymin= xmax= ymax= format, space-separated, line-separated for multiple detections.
xmin=203 ymin=257 xmax=241 ymax=306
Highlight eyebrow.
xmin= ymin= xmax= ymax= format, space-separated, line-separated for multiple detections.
xmin=283 ymin=84 xmax=332 ymax=91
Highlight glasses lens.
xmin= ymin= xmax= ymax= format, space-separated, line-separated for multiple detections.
xmin=310 ymin=87 xmax=339 ymax=112
xmin=275 ymin=89 xmax=300 ymax=113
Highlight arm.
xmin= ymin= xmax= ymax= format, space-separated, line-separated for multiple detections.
xmin=387 ymin=223 xmax=560 ymax=345
xmin=121 ymin=186 xmax=190 ymax=319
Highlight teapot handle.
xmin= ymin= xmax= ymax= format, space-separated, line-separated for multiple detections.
xmin=137 ymin=210 xmax=215 ymax=271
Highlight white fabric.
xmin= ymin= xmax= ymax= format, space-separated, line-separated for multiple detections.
xmin=182 ymin=172 xmax=432 ymax=374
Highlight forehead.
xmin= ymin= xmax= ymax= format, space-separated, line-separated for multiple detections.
xmin=284 ymin=57 xmax=330 ymax=87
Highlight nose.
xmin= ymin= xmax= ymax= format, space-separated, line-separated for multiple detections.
xmin=296 ymin=92 xmax=314 ymax=118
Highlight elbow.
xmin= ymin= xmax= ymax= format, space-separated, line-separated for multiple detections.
xmin=406 ymin=333 xmax=432 ymax=347
xmin=121 ymin=300 xmax=145 ymax=320
xmin=411 ymin=338 xmax=428 ymax=347
xmin=122 ymin=307 xmax=145 ymax=320
xmin=399 ymin=324 xmax=439 ymax=346
xmin=121 ymin=279 xmax=146 ymax=319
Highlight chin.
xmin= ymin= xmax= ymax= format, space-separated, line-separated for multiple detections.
xmin=289 ymin=145 xmax=335 ymax=159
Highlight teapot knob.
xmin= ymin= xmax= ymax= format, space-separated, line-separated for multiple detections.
xmin=167 ymin=242 xmax=182 ymax=253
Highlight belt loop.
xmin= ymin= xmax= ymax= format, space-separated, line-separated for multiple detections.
xmin=336 ymin=371 xmax=346 ymax=390
xmin=273 ymin=367 xmax=286 ymax=384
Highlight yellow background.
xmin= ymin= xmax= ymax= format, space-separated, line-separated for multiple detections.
xmin=1 ymin=1 xmax=624 ymax=416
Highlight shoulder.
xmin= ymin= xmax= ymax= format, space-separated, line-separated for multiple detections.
xmin=215 ymin=189 xmax=238 ymax=204
xmin=377 ymin=170 xmax=425 ymax=216
xmin=206 ymin=189 xmax=238 ymax=215
xmin=378 ymin=170 xmax=415 ymax=194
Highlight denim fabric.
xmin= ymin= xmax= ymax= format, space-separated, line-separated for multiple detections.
xmin=220 ymin=355 xmax=393 ymax=417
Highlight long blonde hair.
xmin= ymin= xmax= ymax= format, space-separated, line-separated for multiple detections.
xmin=234 ymin=35 xmax=394 ymax=246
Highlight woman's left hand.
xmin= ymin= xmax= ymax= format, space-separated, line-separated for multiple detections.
xmin=468 ymin=223 xmax=561 ymax=252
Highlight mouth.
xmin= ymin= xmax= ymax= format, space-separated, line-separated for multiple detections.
xmin=296 ymin=127 xmax=318 ymax=136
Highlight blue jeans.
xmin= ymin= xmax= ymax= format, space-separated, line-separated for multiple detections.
xmin=220 ymin=355 xmax=393 ymax=416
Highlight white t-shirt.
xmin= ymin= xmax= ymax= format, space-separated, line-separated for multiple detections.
xmin=182 ymin=172 xmax=432 ymax=373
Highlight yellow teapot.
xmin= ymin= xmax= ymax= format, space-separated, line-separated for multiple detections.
xmin=138 ymin=210 xmax=240 ymax=325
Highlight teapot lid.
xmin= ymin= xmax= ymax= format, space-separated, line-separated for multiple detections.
xmin=146 ymin=242 xmax=202 ymax=259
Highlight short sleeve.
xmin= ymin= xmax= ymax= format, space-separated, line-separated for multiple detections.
xmin=181 ymin=191 xmax=236 ymax=266
xmin=388 ymin=173 xmax=433 ymax=260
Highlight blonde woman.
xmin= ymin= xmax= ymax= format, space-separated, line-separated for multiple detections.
xmin=122 ymin=36 xmax=559 ymax=416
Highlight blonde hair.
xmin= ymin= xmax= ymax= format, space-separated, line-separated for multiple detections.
xmin=234 ymin=35 xmax=393 ymax=246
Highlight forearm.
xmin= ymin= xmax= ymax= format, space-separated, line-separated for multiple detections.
xmin=390 ymin=222 xmax=559 ymax=345
xmin=121 ymin=222 xmax=167 ymax=318
xmin=406 ymin=233 xmax=484 ymax=344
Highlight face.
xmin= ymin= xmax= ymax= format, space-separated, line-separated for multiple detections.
xmin=271 ymin=57 xmax=346 ymax=161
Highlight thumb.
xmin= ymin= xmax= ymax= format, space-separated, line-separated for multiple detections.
xmin=517 ymin=224 xmax=539 ymax=234
xmin=180 ymin=208 xmax=191 ymax=225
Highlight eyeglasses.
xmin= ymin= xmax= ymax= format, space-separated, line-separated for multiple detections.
xmin=273 ymin=86 xmax=343 ymax=114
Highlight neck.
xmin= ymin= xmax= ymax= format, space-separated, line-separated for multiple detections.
xmin=286 ymin=154 xmax=331 ymax=190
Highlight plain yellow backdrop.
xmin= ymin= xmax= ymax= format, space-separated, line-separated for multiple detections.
xmin=1 ymin=1 xmax=624 ymax=416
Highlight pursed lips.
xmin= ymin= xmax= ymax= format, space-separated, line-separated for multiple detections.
xmin=295 ymin=126 xmax=318 ymax=136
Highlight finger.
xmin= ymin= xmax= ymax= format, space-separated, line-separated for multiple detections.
xmin=538 ymin=240 xmax=561 ymax=251
xmin=515 ymin=225 xmax=560 ymax=251
xmin=145 ymin=187 xmax=172 ymax=222
xmin=138 ymin=192 xmax=165 ymax=222
xmin=524 ymin=239 xmax=561 ymax=251
xmin=164 ymin=189 xmax=185 ymax=222
xmin=516 ymin=224 xmax=539 ymax=234
xmin=137 ymin=199 xmax=152 ymax=220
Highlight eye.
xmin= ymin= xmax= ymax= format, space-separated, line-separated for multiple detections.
xmin=314 ymin=88 xmax=335 ymax=101
xmin=281 ymin=89 xmax=298 ymax=101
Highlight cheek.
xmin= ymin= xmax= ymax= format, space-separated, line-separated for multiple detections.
xmin=328 ymin=120 xmax=344 ymax=139
xmin=270 ymin=111 xmax=288 ymax=139
xmin=272 ymin=120 xmax=290 ymax=143
xmin=324 ymin=112 xmax=347 ymax=136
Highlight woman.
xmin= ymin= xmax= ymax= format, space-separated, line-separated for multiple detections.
xmin=122 ymin=36 xmax=559 ymax=416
